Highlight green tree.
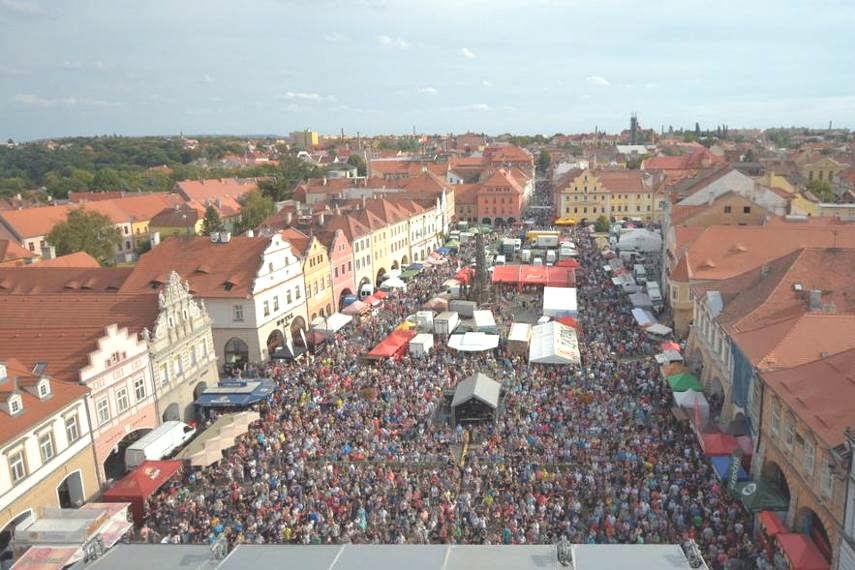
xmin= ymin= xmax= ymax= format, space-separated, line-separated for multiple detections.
xmin=46 ymin=209 xmax=121 ymax=265
xmin=537 ymin=150 xmax=551 ymax=173
xmin=594 ymin=215 xmax=610 ymax=233
xmin=346 ymin=153 xmax=367 ymax=176
xmin=806 ymin=179 xmax=835 ymax=202
xmin=201 ymin=205 xmax=225 ymax=235
xmin=91 ymin=167 xmax=124 ymax=190
xmin=237 ymin=190 xmax=275 ymax=233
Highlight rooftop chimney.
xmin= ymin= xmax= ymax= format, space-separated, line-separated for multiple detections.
xmin=150 ymin=232 xmax=161 ymax=248
xmin=246 ymin=229 xmax=255 ymax=238
xmin=0 ymin=362 xmax=6 ymax=382
xmin=317 ymin=212 xmax=326 ymax=226
xmin=284 ymin=211 xmax=293 ymax=226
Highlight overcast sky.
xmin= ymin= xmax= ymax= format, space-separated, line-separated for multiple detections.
xmin=1 ymin=0 xmax=854 ymax=140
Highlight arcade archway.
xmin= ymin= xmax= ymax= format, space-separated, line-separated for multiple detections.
xmin=401 ymin=254 xmax=409 ymax=266
xmin=797 ymin=508 xmax=832 ymax=562
xmin=57 ymin=471 xmax=84 ymax=508
xmin=104 ymin=428 xmax=151 ymax=480
xmin=290 ymin=316 xmax=308 ymax=349
xmin=224 ymin=337 xmax=249 ymax=368
xmin=162 ymin=402 xmax=181 ymax=422
xmin=762 ymin=460 xmax=791 ymax=506
xmin=375 ymin=268 xmax=387 ymax=287
xmin=266 ymin=329 xmax=285 ymax=353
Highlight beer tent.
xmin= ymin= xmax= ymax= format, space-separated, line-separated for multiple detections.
xmin=102 ymin=460 xmax=183 ymax=523
xmin=528 ymin=321 xmax=581 ymax=365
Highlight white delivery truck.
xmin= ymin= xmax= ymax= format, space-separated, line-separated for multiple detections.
xmin=545 ymin=250 xmax=557 ymax=265
xmin=124 ymin=421 xmax=196 ymax=469
xmin=434 ymin=311 xmax=460 ymax=335
xmin=535 ymin=235 xmax=559 ymax=248
xmin=633 ymin=264 xmax=648 ymax=284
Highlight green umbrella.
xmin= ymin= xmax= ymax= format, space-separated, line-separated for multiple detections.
xmin=667 ymin=372 xmax=703 ymax=392
xmin=733 ymin=481 xmax=789 ymax=512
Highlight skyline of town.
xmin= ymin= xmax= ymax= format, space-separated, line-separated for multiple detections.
xmin=2 ymin=0 xmax=854 ymax=139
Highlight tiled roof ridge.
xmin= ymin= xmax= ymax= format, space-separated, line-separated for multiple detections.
xmin=757 ymin=313 xmax=855 ymax=370
xmin=730 ymin=248 xmax=809 ymax=331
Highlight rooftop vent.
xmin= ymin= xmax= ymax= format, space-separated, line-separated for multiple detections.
xmin=793 ymin=282 xmax=803 ymax=292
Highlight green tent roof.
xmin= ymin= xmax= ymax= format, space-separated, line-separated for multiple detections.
xmin=399 ymin=269 xmax=420 ymax=280
xmin=667 ymin=372 xmax=703 ymax=392
xmin=445 ymin=240 xmax=460 ymax=248
xmin=734 ymin=481 xmax=789 ymax=512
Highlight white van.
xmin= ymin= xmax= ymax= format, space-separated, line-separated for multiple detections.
xmin=359 ymin=282 xmax=374 ymax=299
xmin=124 ymin=421 xmax=196 ymax=470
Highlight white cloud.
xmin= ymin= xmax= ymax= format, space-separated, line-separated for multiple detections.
xmin=323 ymin=32 xmax=349 ymax=43
xmin=377 ymin=35 xmax=410 ymax=49
xmin=279 ymin=91 xmax=337 ymax=103
xmin=12 ymin=94 xmax=120 ymax=108
xmin=585 ymin=75 xmax=610 ymax=87
xmin=61 ymin=60 xmax=82 ymax=70
xmin=460 ymin=47 xmax=476 ymax=59
xmin=481 ymin=79 xmax=493 ymax=87
xmin=466 ymin=103 xmax=491 ymax=112
xmin=418 ymin=86 xmax=438 ymax=95
xmin=201 ymin=74 xmax=214 ymax=84
xmin=0 ymin=0 xmax=49 ymax=17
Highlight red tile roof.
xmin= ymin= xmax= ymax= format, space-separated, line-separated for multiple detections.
xmin=33 ymin=252 xmax=101 ymax=268
xmin=451 ymin=184 xmax=480 ymax=205
xmin=0 ymin=194 xmax=185 ymax=239
xmin=0 ymin=239 xmax=32 ymax=265
xmin=670 ymin=223 xmax=855 ymax=282
xmin=149 ymin=204 xmax=200 ymax=228
xmin=596 ymin=170 xmax=649 ymax=193
xmin=174 ymin=178 xmax=258 ymax=203
xmin=0 ymin=293 xmax=159 ymax=381
xmin=120 ymin=235 xmax=272 ymax=298
xmin=280 ymin=227 xmax=310 ymax=256
xmin=762 ymin=348 xmax=855 ymax=448
xmin=0 ymin=266 xmax=132 ymax=294
xmin=0 ymin=359 xmax=89 ymax=444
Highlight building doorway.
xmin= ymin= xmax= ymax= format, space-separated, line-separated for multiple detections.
xmin=57 ymin=471 xmax=84 ymax=508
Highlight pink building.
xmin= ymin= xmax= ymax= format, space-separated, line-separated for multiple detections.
xmin=319 ymin=228 xmax=355 ymax=311
xmin=0 ymin=292 xmax=161 ymax=485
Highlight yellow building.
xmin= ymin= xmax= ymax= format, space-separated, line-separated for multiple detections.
xmin=291 ymin=130 xmax=319 ymax=149
xmin=148 ymin=204 xmax=204 ymax=239
xmin=282 ymin=228 xmax=334 ymax=320
xmin=556 ymin=169 xmax=663 ymax=222
xmin=0 ymin=361 xmax=99 ymax=537
xmin=798 ymin=156 xmax=846 ymax=185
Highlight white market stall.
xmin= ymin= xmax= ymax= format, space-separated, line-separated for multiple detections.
xmin=632 ymin=308 xmax=656 ymax=328
xmin=472 ymin=310 xmax=498 ymax=333
xmin=507 ymin=322 xmax=532 ymax=355
xmin=646 ymin=323 xmax=673 ymax=336
xmin=617 ymin=228 xmax=662 ymax=252
xmin=528 ymin=321 xmax=581 ymax=365
xmin=310 ymin=312 xmax=354 ymax=334
xmin=415 ymin=310 xmax=435 ymax=332
xmin=409 ymin=333 xmax=435 ymax=356
xmin=448 ymin=332 xmax=500 ymax=352
xmin=542 ymin=286 xmax=578 ymax=318
xmin=379 ymin=277 xmax=407 ymax=291
xmin=673 ymin=389 xmax=710 ymax=424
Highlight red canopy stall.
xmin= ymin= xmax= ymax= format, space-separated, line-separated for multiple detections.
xmin=776 ymin=533 xmax=830 ymax=570
xmin=759 ymin=511 xmax=788 ymax=537
xmin=491 ymin=265 xmax=576 ymax=291
xmin=700 ymin=432 xmax=739 ymax=456
xmin=366 ymin=330 xmax=416 ymax=360
xmin=102 ymin=460 xmax=183 ymax=524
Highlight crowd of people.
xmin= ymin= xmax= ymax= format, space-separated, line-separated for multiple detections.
xmin=139 ymin=208 xmax=775 ymax=568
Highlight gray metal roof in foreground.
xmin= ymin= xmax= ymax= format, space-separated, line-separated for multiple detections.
xmin=87 ymin=544 xmax=219 ymax=570
xmin=85 ymin=543 xmax=697 ymax=570
xmin=451 ymin=372 xmax=500 ymax=409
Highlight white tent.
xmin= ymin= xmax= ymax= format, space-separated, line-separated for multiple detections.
xmin=654 ymin=350 xmax=684 ymax=364
xmin=448 ymin=332 xmax=500 ymax=352
xmin=617 ymin=228 xmax=662 ymax=252
xmin=472 ymin=310 xmax=497 ymax=333
xmin=409 ymin=333 xmax=434 ymax=356
xmin=379 ymin=277 xmax=407 ymax=291
xmin=646 ymin=323 xmax=673 ymax=336
xmin=673 ymin=390 xmax=710 ymax=423
xmin=542 ymin=286 xmax=578 ymax=318
xmin=528 ymin=321 xmax=581 ymax=365
xmin=629 ymin=292 xmax=653 ymax=308
xmin=632 ymin=308 xmax=656 ymax=328
xmin=507 ymin=322 xmax=532 ymax=355
xmin=310 ymin=312 xmax=353 ymax=334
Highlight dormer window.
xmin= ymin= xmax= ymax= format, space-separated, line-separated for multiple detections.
xmin=9 ymin=395 xmax=22 ymax=415
xmin=37 ymin=379 xmax=50 ymax=399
